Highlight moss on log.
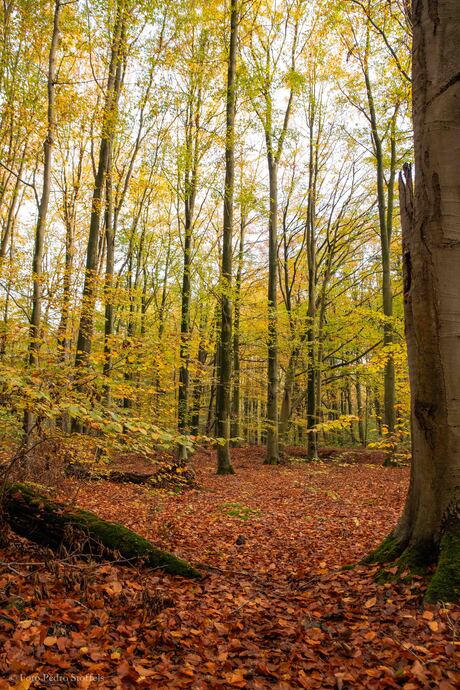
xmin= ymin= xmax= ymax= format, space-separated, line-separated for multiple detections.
xmin=2 ymin=483 xmax=201 ymax=579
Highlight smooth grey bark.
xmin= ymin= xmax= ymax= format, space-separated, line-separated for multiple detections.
xmin=265 ymin=155 xmax=281 ymax=463
xmin=356 ymin=377 xmax=366 ymax=446
xmin=154 ymin=233 xmax=171 ymax=418
xmin=368 ymin=0 xmax=460 ymax=602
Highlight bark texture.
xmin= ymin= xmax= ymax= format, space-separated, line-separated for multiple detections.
xmin=367 ymin=0 xmax=460 ymax=602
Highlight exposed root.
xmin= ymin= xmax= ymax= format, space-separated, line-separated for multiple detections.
xmin=361 ymin=534 xmax=406 ymax=565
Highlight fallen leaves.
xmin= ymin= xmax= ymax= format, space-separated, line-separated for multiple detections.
xmin=0 ymin=447 xmax=459 ymax=689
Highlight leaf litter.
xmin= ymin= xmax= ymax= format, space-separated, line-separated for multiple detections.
xmin=0 ymin=447 xmax=458 ymax=689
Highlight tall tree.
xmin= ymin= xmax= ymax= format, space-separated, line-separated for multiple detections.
xmin=24 ymin=0 xmax=62 ymax=434
xmin=216 ymin=0 xmax=238 ymax=475
xmin=246 ymin=0 xmax=303 ymax=464
xmin=75 ymin=0 xmax=127 ymax=368
xmin=176 ymin=26 xmax=210 ymax=459
xmin=340 ymin=0 xmax=410 ymax=433
xmin=371 ymin=0 xmax=460 ymax=602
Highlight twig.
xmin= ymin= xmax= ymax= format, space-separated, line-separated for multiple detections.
xmin=229 ymin=590 xmax=262 ymax=616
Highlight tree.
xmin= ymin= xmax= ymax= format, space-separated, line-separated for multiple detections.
xmin=75 ymin=0 xmax=128 ymax=369
xmin=245 ymin=0 xmax=304 ymax=464
xmin=215 ymin=0 xmax=238 ymax=475
xmin=24 ymin=0 xmax=62 ymax=435
xmin=339 ymin=0 xmax=410 ymax=434
xmin=175 ymin=20 xmax=213 ymax=458
xmin=370 ymin=0 xmax=460 ymax=602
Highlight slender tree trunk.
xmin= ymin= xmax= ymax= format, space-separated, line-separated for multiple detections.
xmin=154 ymin=234 xmax=171 ymax=419
xmin=75 ymin=0 xmax=125 ymax=369
xmin=103 ymin=152 xmax=114 ymax=403
xmin=177 ymin=29 xmax=207 ymax=459
xmin=279 ymin=349 xmax=297 ymax=443
xmin=190 ymin=309 xmax=208 ymax=436
xmin=363 ymin=31 xmax=397 ymax=433
xmin=24 ymin=0 xmax=61 ymax=435
xmin=216 ymin=0 xmax=238 ymax=475
xmin=57 ymin=193 xmax=76 ymax=361
xmin=367 ymin=0 xmax=460 ymax=602
xmin=306 ymin=94 xmax=318 ymax=461
xmin=178 ymin=213 xmax=192 ymax=453
xmin=0 ymin=144 xmax=25 ymax=260
xmin=231 ymin=215 xmax=245 ymax=445
xmin=265 ymin=156 xmax=280 ymax=464
xmin=356 ymin=377 xmax=366 ymax=446
xmin=0 ymin=220 xmax=15 ymax=359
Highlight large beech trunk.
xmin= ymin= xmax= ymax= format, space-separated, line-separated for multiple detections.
xmin=2 ymin=483 xmax=200 ymax=579
xmin=368 ymin=0 xmax=460 ymax=602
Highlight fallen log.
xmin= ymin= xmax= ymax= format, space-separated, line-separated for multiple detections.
xmin=1 ymin=483 xmax=201 ymax=579
xmin=66 ymin=462 xmax=196 ymax=488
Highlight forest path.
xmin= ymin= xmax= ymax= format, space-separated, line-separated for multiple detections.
xmin=1 ymin=449 xmax=459 ymax=689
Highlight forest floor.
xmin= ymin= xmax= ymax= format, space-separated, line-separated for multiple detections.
xmin=0 ymin=446 xmax=459 ymax=689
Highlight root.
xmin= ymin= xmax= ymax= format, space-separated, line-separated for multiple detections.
xmin=361 ymin=534 xmax=406 ymax=565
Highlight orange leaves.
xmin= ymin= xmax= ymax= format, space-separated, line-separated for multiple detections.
xmin=364 ymin=596 xmax=377 ymax=609
xmin=0 ymin=450 xmax=459 ymax=689
xmin=224 ymin=668 xmax=248 ymax=687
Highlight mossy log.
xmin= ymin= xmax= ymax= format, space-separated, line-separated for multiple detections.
xmin=2 ymin=483 xmax=201 ymax=579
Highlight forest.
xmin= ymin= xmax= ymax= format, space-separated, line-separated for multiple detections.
xmin=0 ymin=0 xmax=459 ymax=688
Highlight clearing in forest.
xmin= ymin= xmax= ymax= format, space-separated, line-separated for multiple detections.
xmin=0 ymin=449 xmax=459 ymax=689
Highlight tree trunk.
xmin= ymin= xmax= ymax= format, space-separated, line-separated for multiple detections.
xmin=24 ymin=0 xmax=61 ymax=435
xmin=3 ymin=483 xmax=200 ymax=579
xmin=75 ymin=0 xmax=125 ymax=368
xmin=367 ymin=0 xmax=460 ymax=602
xmin=103 ymin=151 xmax=114 ymax=403
xmin=356 ymin=377 xmax=366 ymax=446
xmin=363 ymin=28 xmax=397 ymax=434
xmin=265 ymin=157 xmax=280 ymax=464
xmin=279 ymin=349 xmax=297 ymax=443
xmin=216 ymin=0 xmax=238 ymax=475
xmin=231 ymin=214 xmax=245 ymax=445
xmin=306 ymin=92 xmax=318 ymax=461
xmin=190 ymin=309 xmax=208 ymax=436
